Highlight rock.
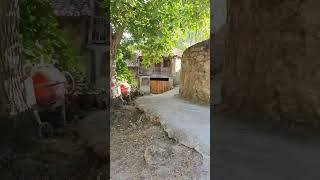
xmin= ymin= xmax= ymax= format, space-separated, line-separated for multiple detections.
xmin=154 ymin=166 xmax=171 ymax=178
xmin=144 ymin=143 xmax=173 ymax=166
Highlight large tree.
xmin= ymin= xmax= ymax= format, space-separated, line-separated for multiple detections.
xmin=103 ymin=0 xmax=209 ymax=94
xmin=0 ymin=0 xmax=29 ymax=119
xmin=108 ymin=0 xmax=209 ymax=62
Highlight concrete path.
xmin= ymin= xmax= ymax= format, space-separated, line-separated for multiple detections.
xmin=135 ymin=88 xmax=210 ymax=179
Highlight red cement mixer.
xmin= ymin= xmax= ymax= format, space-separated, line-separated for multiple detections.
xmin=24 ymin=63 xmax=74 ymax=137
xmin=31 ymin=65 xmax=66 ymax=106
xmin=119 ymin=82 xmax=131 ymax=97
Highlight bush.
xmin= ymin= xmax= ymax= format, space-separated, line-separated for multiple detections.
xmin=115 ymin=50 xmax=137 ymax=87
xmin=20 ymin=0 xmax=79 ymax=71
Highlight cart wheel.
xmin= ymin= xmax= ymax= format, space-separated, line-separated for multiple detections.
xmin=63 ymin=71 xmax=75 ymax=95
xmin=39 ymin=122 xmax=53 ymax=138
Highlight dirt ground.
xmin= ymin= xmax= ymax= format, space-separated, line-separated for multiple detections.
xmin=0 ymin=101 xmax=203 ymax=180
xmin=0 ymin=124 xmax=108 ymax=180
xmin=110 ymin=104 xmax=203 ymax=180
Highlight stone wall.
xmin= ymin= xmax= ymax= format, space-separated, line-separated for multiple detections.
xmin=223 ymin=0 xmax=320 ymax=125
xmin=180 ymin=40 xmax=210 ymax=104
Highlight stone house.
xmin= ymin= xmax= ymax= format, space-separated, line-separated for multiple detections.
xmin=180 ymin=40 xmax=210 ymax=104
xmin=48 ymin=0 xmax=108 ymax=90
xmin=130 ymin=48 xmax=182 ymax=94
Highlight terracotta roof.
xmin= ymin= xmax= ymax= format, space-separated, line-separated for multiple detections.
xmin=48 ymin=0 xmax=94 ymax=17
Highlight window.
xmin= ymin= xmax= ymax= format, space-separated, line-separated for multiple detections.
xmin=163 ymin=59 xmax=170 ymax=67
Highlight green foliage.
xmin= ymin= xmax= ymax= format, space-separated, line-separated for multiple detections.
xmin=175 ymin=28 xmax=210 ymax=51
xmin=115 ymin=47 xmax=137 ymax=87
xmin=20 ymin=0 xmax=78 ymax=71
xmin=104 ymin=0 xmax=210 ymax=65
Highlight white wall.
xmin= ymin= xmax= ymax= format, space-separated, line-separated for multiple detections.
xmin=175 ymin=57 xmax=181 ymax=73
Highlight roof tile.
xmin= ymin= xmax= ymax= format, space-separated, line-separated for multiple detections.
xmin=48 ymin=0 xmax=94 ymax=17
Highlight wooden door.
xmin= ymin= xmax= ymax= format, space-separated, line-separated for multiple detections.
xmin=150 ymin=79 xmax=169 ymax=94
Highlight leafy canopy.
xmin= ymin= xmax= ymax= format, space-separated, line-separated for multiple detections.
xmin=104 ymin=0 xmax=210 ymax=66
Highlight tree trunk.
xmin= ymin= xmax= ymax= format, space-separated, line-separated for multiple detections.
xmin=111 ymin=28 xmax=124 ymax=63
xmin=223 ymin=0 xmax=320 ymax=124
xmin=110 ymin=27 xmax=124 ymax=98
xmin=0 ymin=0 xmax=29 ymax=119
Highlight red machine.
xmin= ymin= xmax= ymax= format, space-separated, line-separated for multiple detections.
xmin=24 ymin=63 xmax=74 ymax=137
xmin=32 ymin=71 xmax=64 ymax=106
xmin=119 ymin=82 xmax=131 ymax=97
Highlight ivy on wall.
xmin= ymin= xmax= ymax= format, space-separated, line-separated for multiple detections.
xmin=19 ymin=0 xmax=79 ymax=71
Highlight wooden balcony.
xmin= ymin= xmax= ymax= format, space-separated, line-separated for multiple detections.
xmin=88 ymin=16 xmax=107 ymax=44
xmin=139 ymin=67 xmax=170 ymax=77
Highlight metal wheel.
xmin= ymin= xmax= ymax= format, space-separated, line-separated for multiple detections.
xmin=63 ymin=71 xmax=75 ymax=95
